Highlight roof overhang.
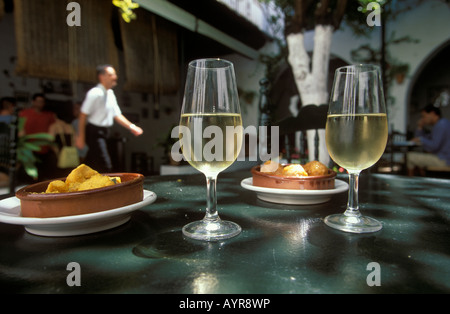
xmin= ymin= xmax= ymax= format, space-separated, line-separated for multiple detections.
xmin=136 ymin=0 xmax=268 ymax=59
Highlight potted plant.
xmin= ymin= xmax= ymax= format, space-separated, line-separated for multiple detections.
xmin=389 ymin=63 xmax=409 ymax=84
xmin=16 ymin=117 xmax=55 ymax=179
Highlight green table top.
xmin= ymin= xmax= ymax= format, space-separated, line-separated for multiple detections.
xmin=1 ymin=171 xmax=449 ymax=294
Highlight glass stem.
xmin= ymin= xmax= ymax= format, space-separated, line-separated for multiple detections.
xmin=204 ymin=175 xmax=220 ymax=222
xmin=344 ymin=171 xmax=361 ymax=218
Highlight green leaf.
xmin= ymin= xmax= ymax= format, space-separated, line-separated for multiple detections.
xmin=18 ymin=117 xmax=26 ymax=132
xmin=23 ymin=133 xmax=54 ymax=141
xmin=20 ymin=142 xmax=43 ymax=152
xmin=15 ymin=131 xmax=54 ymax=178
xmin=24 ymin=166 xmax=38 ymax=179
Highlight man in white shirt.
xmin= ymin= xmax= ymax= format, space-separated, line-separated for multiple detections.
xmin=76 ymin=65 xmax=143 ymax=172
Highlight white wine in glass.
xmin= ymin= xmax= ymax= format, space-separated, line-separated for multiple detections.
xmin=179 ymin=113 xmax=243 ymax=176
xmin=326 ymin=113 xmax=388 ymax=171
xmin=179 ymin=59 xmax=243 ymax=241
xmin=324 ymin=64 xmax=388 ymax=233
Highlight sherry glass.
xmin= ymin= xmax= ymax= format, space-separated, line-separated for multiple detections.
xmin=179 ymin=58 xmax=243 ymax=241
xmin=324 ymin=64 xmax=388 ymax=233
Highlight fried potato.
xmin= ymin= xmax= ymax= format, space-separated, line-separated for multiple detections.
xmin=258 ymin=160 xmax=330 ymax=180
xmin=65 ymin=164 xmax=99 ymax=185
xmin=260 ymin=160 xmax=283 ymax=175
xmin=45 ymin=180 xmax=69 ymax=193
xmin=303 ymin=161 xmax=329 ymax=176
xmin=282 ymin=164 xmax=308 ymax=177
xmin=77 ymin=174 xmax=115 ymax=191
xmin=44 ymin=164 xmax=119 ymax=193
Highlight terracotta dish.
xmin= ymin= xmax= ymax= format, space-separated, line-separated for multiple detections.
xmin=16 ymin=173 xmax=144 ymax=218
xmin=251 ymin=165 xmax=336 ymax=190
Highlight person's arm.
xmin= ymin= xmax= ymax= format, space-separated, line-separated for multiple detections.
xmin=75 ymin=112 xmax=88 ymax=149
xmin=114 ymin=114 xmax=143 ymax=136
xmin=411 ymin=117 xmax=428 ymax=144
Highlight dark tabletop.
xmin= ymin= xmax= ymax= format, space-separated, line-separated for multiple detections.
xmin=1 ymin=170 xmax=449 ymax=294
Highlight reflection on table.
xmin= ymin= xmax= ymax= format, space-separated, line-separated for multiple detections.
xmin=0 ymin=170 xmax=449 ymax=294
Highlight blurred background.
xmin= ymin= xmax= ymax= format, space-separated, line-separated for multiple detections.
xmin=0 ymin=0 xmax=449 ymax=179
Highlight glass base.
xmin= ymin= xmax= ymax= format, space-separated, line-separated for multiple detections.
xmin=324 ymin=214 xmax=382 ymax=233
xmin=182 ymin=219 xmax=241 ymax=241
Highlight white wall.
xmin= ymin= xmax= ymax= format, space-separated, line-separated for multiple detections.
xmin=386 ymin=0 xmax=450 ymax=132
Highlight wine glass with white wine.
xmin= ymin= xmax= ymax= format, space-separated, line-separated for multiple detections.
xmin=325 ymin=64 xmax=388 ymax=233
xmin=179 ymin=58 xmax=243 ymax=241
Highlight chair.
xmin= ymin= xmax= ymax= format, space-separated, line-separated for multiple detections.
xmin=378 ymin=130 xmax=408 ymax=174
xmin=273 ymin=104 xmax=328 ymax=164
xmin=0 ymin=114 xmax=18 ymax=197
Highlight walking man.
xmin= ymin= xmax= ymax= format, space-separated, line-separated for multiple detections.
xmin=76 ymin=65 xmax=143 ymax=172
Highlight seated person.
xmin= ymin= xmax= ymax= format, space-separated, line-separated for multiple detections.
xmin=0 ymin=97 xmax=16 ymax=123
xmin=407 ymin=105 xmax=450 ymax=176
xmin=0 ymin=97 xmax=17 ymax=183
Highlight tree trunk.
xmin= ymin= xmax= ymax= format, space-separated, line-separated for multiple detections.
xmin=287 ymin=24 xmax=333 ymax=166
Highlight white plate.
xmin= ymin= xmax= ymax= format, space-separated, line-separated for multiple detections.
xmin=0 ymin=190 xmax=157 ymax=237
xmin=241 ymin=177 xmax=348 ymax=205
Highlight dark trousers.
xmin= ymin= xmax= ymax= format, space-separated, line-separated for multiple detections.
xmin=85 ymin=123 xmax=112 ymax=173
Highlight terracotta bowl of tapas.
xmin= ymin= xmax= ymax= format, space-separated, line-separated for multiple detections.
xmin=251 ymin=165 xmax=336 ymax=190
xmin=15 ymin=173 xmax=144 ymax=218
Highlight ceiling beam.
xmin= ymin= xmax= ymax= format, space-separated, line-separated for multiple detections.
xmin=136 ymin=0 xmax=260 ymax=59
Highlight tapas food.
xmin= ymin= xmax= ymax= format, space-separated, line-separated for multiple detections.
xmin=15 ymin=165 xmax=144 ymax=218
xmin=252 ymin=160 xmax=336 ymax=190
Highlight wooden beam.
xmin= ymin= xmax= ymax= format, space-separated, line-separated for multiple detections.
xmin=136 ymin=0 xmax=259 ymax=59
